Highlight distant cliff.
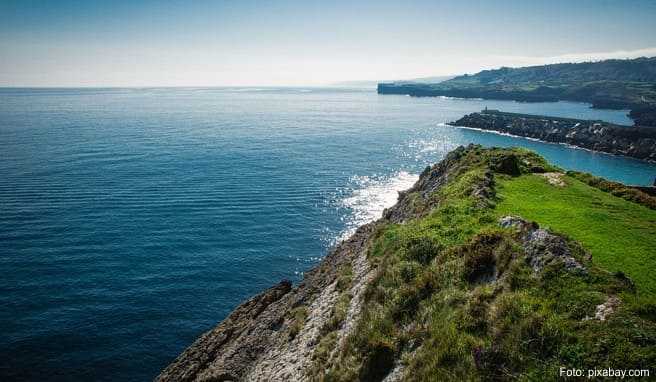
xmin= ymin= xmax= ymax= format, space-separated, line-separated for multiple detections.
xmin=448 ymin=110 xmax=656 ymax=162
xmin=378 ymin=57 xmax=656 ymax=126
xmin=158 ymin=146 xmax=656 ymax=381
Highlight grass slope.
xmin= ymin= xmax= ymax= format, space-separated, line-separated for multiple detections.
xmin=313 ymin=146 xmax=656 ymax=381
xmin=496 ymin=174 xmax=656 ymax=297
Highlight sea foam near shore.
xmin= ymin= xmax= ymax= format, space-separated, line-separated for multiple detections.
xmin=336 ymin=171 xmax=419 ymax=243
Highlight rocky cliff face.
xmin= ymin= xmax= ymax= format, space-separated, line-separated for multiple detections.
xmin=157 ymin=216 xmax=378 ymax=382
xmin=158 ymin=145 xmax=656 ymax=381
xmin=449 ymin=110 xmax=656 ymax=162
xmin=157 ymin=147 xmax=480 ymax=382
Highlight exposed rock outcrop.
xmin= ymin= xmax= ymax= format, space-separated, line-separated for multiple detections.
xmin=538 ymin=172 xmax=566 ymax=187
xmin=158 ymin=146 xmax=494 ymax=382
xmin=499 ymin=215 xmax=587 ymax=274
xmin=158 ymin=146 xmax=649 ymax=381
xmin=157 ymin=221 xmax=378 ymax=382
xmin=591 ymin=296 xmax=621 ymax=321
xmin=157 ymin=281 xmax=292 ymax=382
xmin=449 ymin=110 xmax=656 ymax=161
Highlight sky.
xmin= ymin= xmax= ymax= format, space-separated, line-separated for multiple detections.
xmin=1 ymin=0 xmax=656 ymax=87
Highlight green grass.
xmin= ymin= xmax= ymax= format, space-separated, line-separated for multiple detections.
xmin=496 ymin=173 xmax=656 ymax=297
xmin=319 ymin=147 xmax=656 ymax=381
xmin=288 ymin=306 xmax=308 ymax=339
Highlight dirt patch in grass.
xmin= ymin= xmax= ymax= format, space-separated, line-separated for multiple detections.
xmin=538 ymin=172 xmax=566 ymax=187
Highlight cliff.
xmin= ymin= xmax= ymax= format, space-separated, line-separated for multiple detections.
xmin=377 ymin=57 xmax=656 ymax=127
xmin=448 ymin=110 xmax=656 ymax=162
xmin=158 ymin=146 xmax=656 ymax=381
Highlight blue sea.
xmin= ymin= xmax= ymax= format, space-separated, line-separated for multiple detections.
xmin=1 ymin=87 xmax=654 ymax=381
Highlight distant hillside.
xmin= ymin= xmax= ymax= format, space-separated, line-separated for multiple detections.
xmin=378 ymin=57 xmax=656 ymax=126
xmin=334 ymin=75 xmax=453 ymax=88
xmin=395 ymin=75 xmax=455 ymax=84
xmin=458 ymin=57 xmax=656 ymax=84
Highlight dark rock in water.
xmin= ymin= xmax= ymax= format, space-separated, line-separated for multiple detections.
xmin=448 ymin=110 xmax=656 ymax=162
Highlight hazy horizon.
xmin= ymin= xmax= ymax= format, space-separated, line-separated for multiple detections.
xmin=2 ymin=0 xmax=656 ymax=87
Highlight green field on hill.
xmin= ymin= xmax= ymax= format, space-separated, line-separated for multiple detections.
xmin=496 ymin=173 xmax=656 ymax=297
xmin=318 ymin=147 xmax=656 ymax=381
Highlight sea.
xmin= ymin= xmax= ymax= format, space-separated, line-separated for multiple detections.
xmin=1 ymin=87 xmax=654 ymax=381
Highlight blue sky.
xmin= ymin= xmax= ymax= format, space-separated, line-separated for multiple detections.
xmin=1 ymin=0 xmax=656 ymax=86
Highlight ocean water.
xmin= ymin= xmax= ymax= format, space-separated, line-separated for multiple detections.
xmin=0 ymin=87 xmax=653 ymax=381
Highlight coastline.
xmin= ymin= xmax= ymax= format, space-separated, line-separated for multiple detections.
xmin=447 ymin=110 xmax=656 ymax=163
xmin=447 ymin=124 xmax=656 ymax=165
xmin=157 ymin=145 xmax=656 ymax=380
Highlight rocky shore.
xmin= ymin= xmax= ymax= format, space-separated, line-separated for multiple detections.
xmin=449 ymin=110 xmax=656 ymax=162
xmin=156 ymin=213 xmax=379 ymax=382
xmin=157 ymin=145 xmax=656 ymax=381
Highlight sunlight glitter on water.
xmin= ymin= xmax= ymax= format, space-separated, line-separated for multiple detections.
xmin=336 ymin=171 xmax=419 ymax=243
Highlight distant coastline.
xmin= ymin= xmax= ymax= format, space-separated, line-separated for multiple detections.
xmin=378 ymin=57 xmax=656 ymax=127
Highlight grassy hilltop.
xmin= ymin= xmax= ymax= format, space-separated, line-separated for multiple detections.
xmin=317 ymin=146 xmax=656 ymax=381
xmin=160 ymin=146 xmax=656 ymax=381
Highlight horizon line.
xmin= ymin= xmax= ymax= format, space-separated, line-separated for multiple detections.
xmin=2 ymin=54 xmax=654 ymax=89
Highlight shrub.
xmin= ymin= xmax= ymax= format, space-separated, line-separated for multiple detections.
xmin=567 ymin=170 xmax=656 ymax=209
xmin=404 ymin=236 xmax=443 ymax=264
xmin=461 ymin=232 xmax=503 ymax=284
xmin=358 ymin=340 xmax=396 ymax=382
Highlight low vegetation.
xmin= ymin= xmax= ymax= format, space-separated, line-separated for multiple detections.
xmin=566 ymin=170 xmax=656 ymax=210
xmin=288 ymin=306 xmax=309 ymax=339
xmin=315 ymin=147 xmax=656 ymax=381
xmin=309 ymin=264 xmax=354 ymax=379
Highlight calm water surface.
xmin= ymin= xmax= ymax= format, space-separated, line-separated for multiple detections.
xmin=0 ymin=87 xmax=653 ymax=381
